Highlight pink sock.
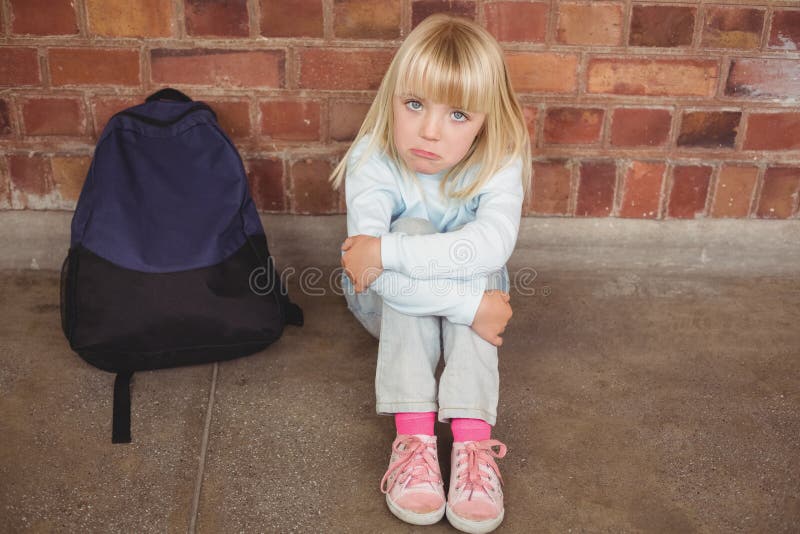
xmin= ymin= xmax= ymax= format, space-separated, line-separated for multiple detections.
xmin=451 ymin=418 xmax=491 ymax=442
xmin=395 ymin=412 xmax=436 ymax=436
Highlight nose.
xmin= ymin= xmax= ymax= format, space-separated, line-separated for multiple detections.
xmin=419 ymin=112 xmax=441 ymax=141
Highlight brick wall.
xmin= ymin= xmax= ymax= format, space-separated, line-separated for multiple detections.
xmin=1 ymin=0 xmax=798 ymax=219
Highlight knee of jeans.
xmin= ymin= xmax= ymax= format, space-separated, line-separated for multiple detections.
xmin=390 ymin=217 xmax=437 ymax=236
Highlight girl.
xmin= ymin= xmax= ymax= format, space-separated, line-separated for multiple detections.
xmin=330 ymin=14 xmax=531 ymax=534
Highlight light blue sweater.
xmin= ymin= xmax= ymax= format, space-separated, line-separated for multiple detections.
xmin=344 ymin=135 xmax=524 ymax=325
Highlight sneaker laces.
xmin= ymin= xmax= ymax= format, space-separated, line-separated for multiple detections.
xmin=380 ymin=435 xmax=441 ymax=494
xmin=454 ymin=439 xmax=508 ymax=499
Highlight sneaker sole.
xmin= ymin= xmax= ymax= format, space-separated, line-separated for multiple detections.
xmin=446 ymin=506 xmax=505 ymax=534
xmin=385 ymin=494 xmax=446 ymax=526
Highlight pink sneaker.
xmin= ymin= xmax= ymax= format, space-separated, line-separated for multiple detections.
xmin=380 ymin=434 xmax=446 ymax=525
xmin=446 ymin=439 xmax=508 ymax=534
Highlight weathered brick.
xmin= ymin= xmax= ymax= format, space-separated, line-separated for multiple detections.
xmin=246 ymin=158 xmax=285 ymax=212
xmin=523 ymin=106 xmax=537 ymax=147
xmin=260 ymin=100 xmax=320 ymax=141
xmin=261 ymin=0 xmax=323 ymax=38
xmin=710 ymin=164 xmax=757 ymax=218
xmin=205 ymin=99 xmax=252 ymax=138
xmin=576 ymin=161 xmax=616 ymax=217
xmin=21 ymin=98 xmax=86 ymax=136
xmin=51 ymin=156 xmax=90 ymax=203
xmin=299 ymin=49 xmax=393 ymax=90
xmin=506 ymin=53 xmax=579 ymax=94
xmin=610 ymin=108 xmax=671 ymax=148
xmin=485 ymin=2 xmax=547 ymax=43
xmin=0 ymin=159 xmax=9 ymax=209
xmin=668 ymin=166 xmax=712 ymax=219
xmin=86 ymin=0 xmax=173 ymax=37
xmin=92 ymin=97 xmax=143 ymax=136
xmin=743 ymin=113 xmax=800 ymax=151
xmin=0 ymin=48 xmax=41 ymax=87
xmin=619 ymin=161 xmax=664 ymax=219
xmin=291 ymin=158 xmax=338 ymax=214
xmin=543 ymin=107 xmax=603 ymax=145
xmin=587 ymin=58 xmax=718 ymax=97
xmin=9 ymin=154 xmax=51 ymax=196
xmin=677 ymin=111 xmax=741 ymax=148
xmin=330 ymin=101 xmax=370 ymax=142
xmin=702 ymin=7 xmax=764 ymax=49
xmin=556 ymin=1 xmax=623 ymax=46
xmin=769 ymin=10 xmax=800 ymax=50
xmin=185 ymin=0 xmax=249 ymax=37
xmin=725 ymin=59 xmax=800 ymax=100
xmin=630 ymin=5 xmax=695 ymax=47
xmin=151 ymin=49 xmax=284 ymax=88
xmin=756 ymin=167 xmax=800 ymax=219
xmin=412 ymin=1 xmax=476 ymax=28
xmin=0 ymin=100 xmax=12 ymax=136
xmin=10 ymin=0 xmax=78 ymax=35
xmin=334 ymin=0 xmax=401 ymax=40
xmin=530 ymin=160 xmax=571 ymax=215
xmin=50 ymin=49 xmax=140 ymax=86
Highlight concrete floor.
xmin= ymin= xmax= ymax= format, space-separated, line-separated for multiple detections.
xmin=1 ymin=214 xmax=799 ymax=532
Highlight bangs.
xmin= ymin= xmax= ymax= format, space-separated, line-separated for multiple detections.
xmin=394 ymin=26 xmax=497 ymax=113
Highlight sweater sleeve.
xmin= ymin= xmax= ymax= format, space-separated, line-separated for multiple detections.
xmin=380 ymin=158 xmax=524 ymax=280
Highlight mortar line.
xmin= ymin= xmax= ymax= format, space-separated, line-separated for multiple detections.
xmin=188 ymin=362 xmax=219 ymax=534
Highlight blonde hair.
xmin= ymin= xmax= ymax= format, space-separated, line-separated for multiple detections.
xmin=329 ymin=14 xmax=531 ymax=200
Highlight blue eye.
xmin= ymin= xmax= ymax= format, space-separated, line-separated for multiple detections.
xmin=406 ymin=100 xmax=423 ymax=111
xmin=452 ymin=111 xmax=468 ymax=122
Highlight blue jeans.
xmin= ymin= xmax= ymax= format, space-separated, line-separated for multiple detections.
xmin=343 ymin=217 xmax=509 ymax=425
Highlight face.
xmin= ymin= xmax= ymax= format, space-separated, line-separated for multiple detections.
xmin=392 ymin=93 xmax=486 ymax=175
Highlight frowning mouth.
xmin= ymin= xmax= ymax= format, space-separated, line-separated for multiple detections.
xmin=411 ymin=148 xmax=440 ymax=160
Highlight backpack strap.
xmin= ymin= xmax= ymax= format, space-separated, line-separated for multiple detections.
xmin=112 ymin=371 xmax=134 ymax=443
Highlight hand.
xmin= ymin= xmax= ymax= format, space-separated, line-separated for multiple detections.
xmin=341 ymin=235 xmax=384 ymax=293
xmin=471 ymin=290 xmax=512 ymax=347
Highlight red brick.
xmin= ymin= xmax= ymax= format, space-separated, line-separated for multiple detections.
xmin=702 ymin=7 xmax=764 ymax=49
xmin=246 ymin=158 xmax=285 ymax=212
xmin=710 ymin=164 xmax=757 ymax=218
xmin=530 ymin=160 xmax=571 ymax=215
xmin=260 ymin=100 xmax=321 ymax=141
xmin=92 ymin=97 xmax=144 ymax=135
xmin=151 ymin=49 xmax=284 ymax=88
xmin=299 ymin=49 xmax=393 ymax=90
xmin=485 ymin=2 xmax=547 ymax=43
xmin=522 ymin=106 xmax=537 ymax=147
xmin=205 ymin=99 xmax=252 ymax=138
xmin=51 ymin=156 xmax=90 ymax=203
xmin=0 ymin=100 xmax=12 ymax=136
xmin=619 ymin=161 xmax=665 ymax=219
xmin=86 ymin=0 xmax=173 ymax=37
xmin=587 ymin=58 xmax=718 ymax=97
xmin=412 ymin=1 xmax=476 ymax=28
xmin=261 ymin=0 xmax=323 ymax=38
xmin=756 ymin=167 xmax=800 ymax=219
xmin=506 ymin=52 xmax=579 ymax=94
xmin=668 ymin=166 xmax=712 ymax=219
xmin=630 ymin=5 xmax=695 ymax=47
xmin=9 ymin=155 xmax=52 ymax=196
xmin=576 ymin=161 xmax=616 ymax=217
xmin=556 ymin=2 xmax=623 ymax=46
xmin=10 ymin=0 xmax=78 ymax=35
xmin=50 ymin=49 xmax=140 ymax=86
xmin=769 ymin=10 xmax=800 ymax=50
xmin=677 ymin=111 xmax=741 ymax=149
xmin=330 ymin=101 xmax=370 ymax=142
xmin=725 ymin=59 xmax=800 ymax=100
xmin=744 ymin=113 xmax=800 ymax=151
xmin=185 ymin=0 xmax=249 ymax=37
xmin=291 ymin=158 xmax=338 ymax=214
xmin=0 ymin=159 xmax=9 ymax=208
xmin=21 ymin=98 xmax=86 ymax=136
xmin=610 ymin=108 xmax=671 ymax=148
xmin=334 ymin=0 xmax=401 ymax=40
xmin=0 ymin=48 xmax=41 ymax=87
xmin=543 ymin=107 xmax=603 ymax=145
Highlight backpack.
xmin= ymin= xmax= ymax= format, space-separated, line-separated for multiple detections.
xmin=60 ymin=88 xmax=303 ymax=443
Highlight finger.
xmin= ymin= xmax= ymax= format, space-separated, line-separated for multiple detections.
xmin=495 ymin=336 xmax=503 ymax=347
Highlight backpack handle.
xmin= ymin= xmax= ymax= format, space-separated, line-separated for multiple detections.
xmin=146 ymin=88 xmax=192 ymax=103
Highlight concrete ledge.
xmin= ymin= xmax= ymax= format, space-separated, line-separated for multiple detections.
xmin=1 ymin=211 xmax=798 ymax=275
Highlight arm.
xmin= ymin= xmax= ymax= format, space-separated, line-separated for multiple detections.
xmin=380 ymin=158 xmax=524 ymax=280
